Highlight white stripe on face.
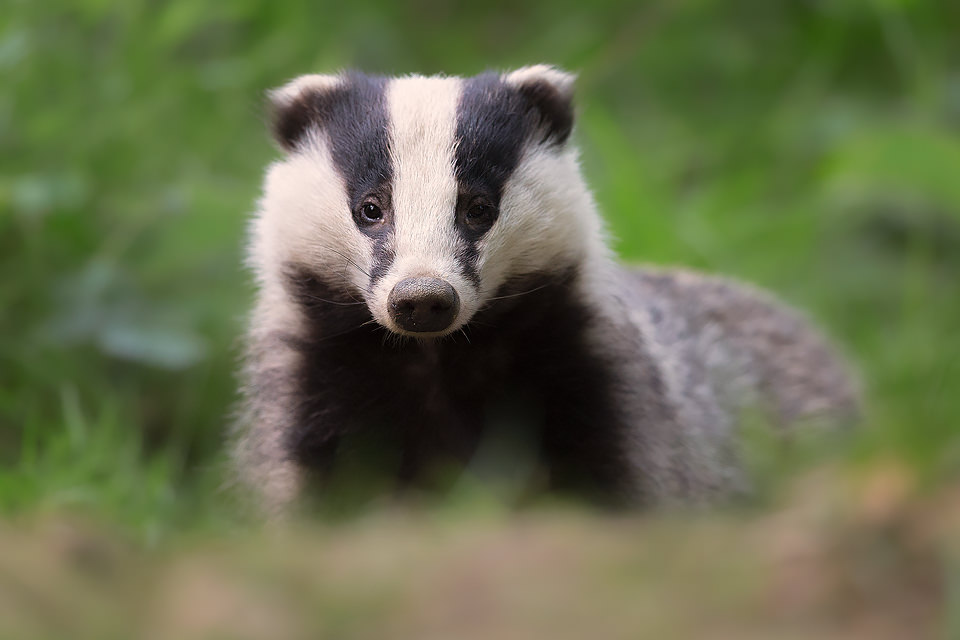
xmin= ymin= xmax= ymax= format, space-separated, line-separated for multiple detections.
xmin=387 ymin=76 xmax=462 ymax=275
xmin=366 ymin=76 xmax=477 ymax=332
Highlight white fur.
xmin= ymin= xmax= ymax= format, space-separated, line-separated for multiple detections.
xmin=505 ymin=65 xmax=576 ymax=98
xmin=483 ymin=145 xmax=611 ymax=297
xmin=268 ymin=74 xmax=342 ymax=108
xmin=365 ymin=75 xmax=476 ymax=335
xmin=252 ymin=143 xmax=371 ymax=286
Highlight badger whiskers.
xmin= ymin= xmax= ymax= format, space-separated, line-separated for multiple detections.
xmin=327 ymin=247 xmax=373 ymax=279
xmin=483 ymin=282 xmax=553 ymax=303
xmin=298 ymin=292 xmax=365 ymax=307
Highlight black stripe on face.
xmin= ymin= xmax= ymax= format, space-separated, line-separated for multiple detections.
xmin=453 ymin=73 xmax=525 ymax=286
xmin=453 ymin=71 xmax=575 ymax=282
xmin=369 ymin=235 xmax=395 ymax=285
xmin=455 ymin=72 xmax=528 ymax=211
xmin=271 ymin=72 xmax=396 ymax=287
xmin=454 ymin=243 xmax=481 ymax=288
xmin=323 ymin=73 xmax=393 ymax=209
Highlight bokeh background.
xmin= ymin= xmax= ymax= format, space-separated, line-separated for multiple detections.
xmin=2 ymin=0 xmax=959 ymax=636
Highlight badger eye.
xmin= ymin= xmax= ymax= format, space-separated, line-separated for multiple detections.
xmin=464 ymin=203 xmax=496 ymax=229
xmin=357 ymin=202 xmax=383 ymax=226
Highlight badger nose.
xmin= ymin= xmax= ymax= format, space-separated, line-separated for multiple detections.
xmin=388 ymin=277 xmax=460 ymax=333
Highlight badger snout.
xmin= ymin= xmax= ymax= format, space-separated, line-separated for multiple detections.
xmin=387 ymin=277 xmax=460 ymax=334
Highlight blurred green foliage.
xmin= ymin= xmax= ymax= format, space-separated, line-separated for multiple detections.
xmin=2 ymin=0 xmax=959 ymax=530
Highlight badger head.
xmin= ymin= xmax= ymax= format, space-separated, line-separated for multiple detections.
xmin=251 ymin=66 xmax=607 ymax=338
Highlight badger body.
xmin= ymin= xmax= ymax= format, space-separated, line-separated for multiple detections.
xmin=235 ymin=66 xmax=858 ymax=515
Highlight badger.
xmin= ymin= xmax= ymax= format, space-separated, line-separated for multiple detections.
xmin=233 ymin=65 xmax=859 ymax=516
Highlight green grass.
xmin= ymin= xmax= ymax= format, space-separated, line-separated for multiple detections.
xmin=2 ymin=2 xmax=960 ymax=630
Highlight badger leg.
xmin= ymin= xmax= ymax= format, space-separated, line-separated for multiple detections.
xmin=232 ymin=322 xmax=322 ymax=519
xmin=250 ymin=455 xmax=306 ymax=519
xmin=233 ymin=398 xmax=342 ymax=520
xmin=231 ymin=385 xmax=318 ymax=519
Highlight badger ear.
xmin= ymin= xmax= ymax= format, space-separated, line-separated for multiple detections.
xmin=504 ymin=65 xmax=576 ymax=145
xmin=267 ymin=74 xmax=342 ymax=152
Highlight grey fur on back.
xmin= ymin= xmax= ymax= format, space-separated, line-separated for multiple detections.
xmin=597 ymin=266 xmax=859 ymax=503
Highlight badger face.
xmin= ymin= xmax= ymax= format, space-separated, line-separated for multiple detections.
xmin=252 ymin=66 xmax=604 ymax=338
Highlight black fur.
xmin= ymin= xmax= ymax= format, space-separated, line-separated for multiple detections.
xmin=454 ymin=243 xmax=481 ymax=288
xmin=282 ymin=264 xmax=636 ymax=504
xmin=455 ymin=72 xmax=528 ymax=208
xmin=369 ymin=234 xmax=395 ymax=286
xmin=455 ymin=72 xmax=574 ymax=195
xmin=513 ymin=77 xmax=574 ymax=146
